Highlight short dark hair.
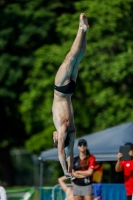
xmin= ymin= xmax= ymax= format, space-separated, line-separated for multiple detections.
xmin=53 ymin=134 xmax=69 ymax=148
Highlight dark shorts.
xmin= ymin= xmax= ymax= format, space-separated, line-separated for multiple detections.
xmin=73 ymin=184 xmax=93 ymax=196
xmin=127 ymin=196 xmax=132 ymax=200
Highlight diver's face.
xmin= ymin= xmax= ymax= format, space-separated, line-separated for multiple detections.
xmin=53 ymin=131 xmax=58 ymax=143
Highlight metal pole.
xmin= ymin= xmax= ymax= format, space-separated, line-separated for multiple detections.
xmin=39 ymin=159 xmax=43 ymax=187
xmin=32 ymin=154 xmax=38 ymax=186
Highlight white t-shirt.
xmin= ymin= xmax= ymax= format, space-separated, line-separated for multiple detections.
xmin=0 ymin=187 xmax=7 ymax=200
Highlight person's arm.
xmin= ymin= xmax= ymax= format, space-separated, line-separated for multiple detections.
xmin=58 ymin=131 xmax=68 ymax=174
xmin=115 ymin=153 xmax=123 ymax=172
xmin=67 ymin=133 xmax=75 ymax=173
xmin=58 ymin=176 xmax=68 ymax=192
xmin=73 ymin=168 xmax=94 ymax=177
xmin=72 ymin=170 xmax=86 ymax=178
xmin=129 ymin=150 xmax=133 ymax=157
xmin=73 ymin=155 xmax=95 ymax=177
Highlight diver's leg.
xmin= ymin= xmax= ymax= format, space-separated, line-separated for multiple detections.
xmin=55 ymin=13 xmax=89 ymax=86
xmin=71 ymin=32 xmax=87 ymax=81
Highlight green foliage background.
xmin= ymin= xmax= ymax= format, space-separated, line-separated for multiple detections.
xmin=0 ymin=0 xmax=133 ymax=185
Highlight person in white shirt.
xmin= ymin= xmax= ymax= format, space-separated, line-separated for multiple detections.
xmin=0 ymin=186 xmax=7 ymax=200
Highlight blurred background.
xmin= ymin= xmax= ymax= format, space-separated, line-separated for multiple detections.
xmin=0 ymin=0 xmax=133 ymax=193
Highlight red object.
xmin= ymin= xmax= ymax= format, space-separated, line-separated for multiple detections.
xmin=80 ymin=155 xmax=95 ymax=170
xmin=120 ymin=160 xmax=133 ymax=196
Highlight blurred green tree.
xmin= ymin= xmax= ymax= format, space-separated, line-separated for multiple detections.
xmin=0 ymin=0 xmax=133 ymax=185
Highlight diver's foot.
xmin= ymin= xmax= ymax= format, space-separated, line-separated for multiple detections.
xmin=79 ymin=13 xmax=89 ymax=32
